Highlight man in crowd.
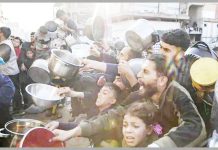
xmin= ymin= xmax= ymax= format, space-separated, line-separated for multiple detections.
xmin=56 ymin=9 xmax=78 ymax=36
xmin=159 ymin=29 xmax=213 ymax=134
xmin=22 ymin=32 xmax=35 ymax=51
xmin=0 ymin=27 xmax=22 ymax=115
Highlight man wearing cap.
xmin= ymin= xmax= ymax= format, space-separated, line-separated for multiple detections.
xmin=190 ymin=58 xmax=218 ymax=135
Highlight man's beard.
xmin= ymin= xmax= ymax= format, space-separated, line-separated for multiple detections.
xmin=142 ymin=82 xmax=158 ymax=98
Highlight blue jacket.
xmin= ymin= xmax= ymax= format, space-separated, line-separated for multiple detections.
xmin=0 ymin=73 xmax=15 ymax=127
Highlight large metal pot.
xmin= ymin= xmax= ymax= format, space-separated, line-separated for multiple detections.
xmin=28 ymin=59 xmax=50 ymax=84
xmin=0 ymin=119 xmax=45 ymax=138
xmin=125 ymin=19 xmax=155 ymax=52
xmin=48 ymin=49 xmax=84 ymax=80
xmin=83 ymin=16 xmax=105 ymax=42
xmin=26 ymin=83 xmax=64 ymax=109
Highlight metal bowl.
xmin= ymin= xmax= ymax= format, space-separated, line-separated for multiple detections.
xmin=5 ymin=119 xmax=45 ymax=136
xmin=25 ymin=83 xmax=64 ymax=109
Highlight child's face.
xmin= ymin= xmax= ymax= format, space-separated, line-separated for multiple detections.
xmin=122 ymin=114 xmax=148 ymax=147
xmin=26 ymin=51 xmax=34 ymax=59
xmin=12 ymin=39 xmax=21 ymax=48
xmin=30 ymin=35 xmax=35 ymax=42
xmin=95 ymin=86 xmax=116 ymax=110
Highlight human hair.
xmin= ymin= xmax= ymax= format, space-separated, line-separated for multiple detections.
xmin=161 ymin=29 xmax=190 ymax=51
xmin=0 ymin=43 xmax=11 ymax=63
xmin=147 ymin=53 xmax=167 ymax=77
xmin=0 ymin=27 xmax=11 ymax=39
xmin=30 ymin=32 xmax=35 ymax=36
xmin=104 ymin=82 xmax=121 ymax=102
xmin=56 ymin=9 xmax=66 ymax=18
xmin=14 ymin=37 xmax=22 ymax=45
xmin=126 ymin=102 xmax=158 ymax=125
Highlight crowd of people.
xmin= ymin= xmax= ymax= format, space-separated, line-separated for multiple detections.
xmin=0 ymin=9 xmax=218 ymax=147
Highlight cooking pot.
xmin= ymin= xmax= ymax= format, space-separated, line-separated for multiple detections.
xmin=26 ymin=83 xmax=64 ymax=109
xmin=28 ymin=59 xmax=50 ymax=84
xmin=83 ymin=16 xmax=105 ymax=42
xmin=70 ymin=43 xmax=91 ymax=58
xmin=0 ymin=119 xmax=45 ymax=138
xmin=125 ymin=19 xmax=155 ymax=52
xmin=48 ymin=49 xmax=84 ymax=80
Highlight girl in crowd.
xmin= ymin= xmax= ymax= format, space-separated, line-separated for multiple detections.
xmin=49 ymin=101 xmax=162 ymax=147
xmin=122 ymin=102 xmax=162 ymax=147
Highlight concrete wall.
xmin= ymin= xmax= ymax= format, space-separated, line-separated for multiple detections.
xmin=188 ymin=5 xmax=204 ymax=28
xmin=202 ymin=4 xmax=217 ymax=19
xmin=202 ymin=22 xmax=218 ymax=43
xmin=216 ymin=4 xmax=218 ymax=19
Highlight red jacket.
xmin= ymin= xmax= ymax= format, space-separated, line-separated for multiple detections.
xmin=14 ymin=47 xmax=21 ymax=59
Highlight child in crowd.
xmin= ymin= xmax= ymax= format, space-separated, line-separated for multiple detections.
xmin=122 ymin=102 xmax=161 ymax=147
xmin=12 ymin=36 xmax=22 ymax=60
xmin=47 ymin=101 xmax=162 ymax=148
xmin=46 ymin=82 xmax=123 ymax=147
xmin=19 ymin=48 xmax=35 ymax=109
